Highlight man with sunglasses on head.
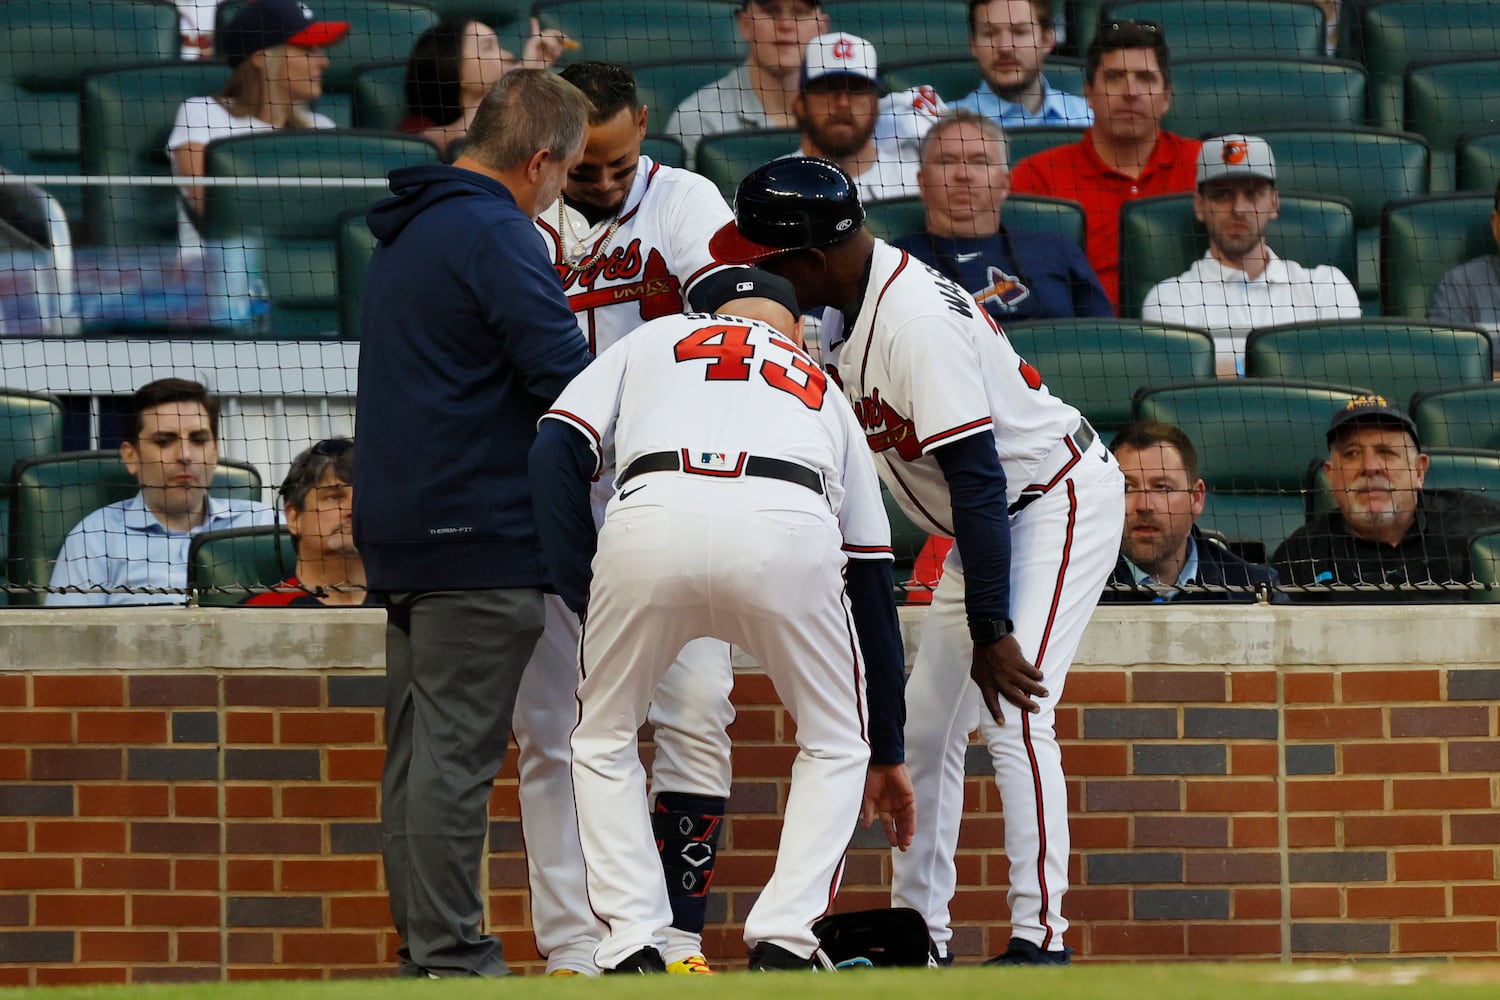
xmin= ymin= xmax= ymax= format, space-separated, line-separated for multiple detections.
xmin=894 ymin=109 xmax=1111 ymax=323
xmin=1010 ymin=18 xmax=1200 ymax=309
xmin=1142 ymin=135 xmax=1360 ymax=376
xmin=243 ymin=438 xmax=366 ymax=607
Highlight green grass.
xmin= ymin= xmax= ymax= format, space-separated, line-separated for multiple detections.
xmin=5 ymin=963 xmax=1500 ymax=1000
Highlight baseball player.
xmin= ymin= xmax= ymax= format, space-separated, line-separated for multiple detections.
xmin=710 ymin=158 xmax=1125 ymax=965
xmin=515 ymin=61 xmax=738 ymax=975
xmin=529 ymin=267 xmax=915 ymax=972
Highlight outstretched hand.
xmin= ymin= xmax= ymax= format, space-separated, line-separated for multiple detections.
xmin=522 ymin=16 xmax=572 ymax=68
xmin=971 ymin=635 xmax=1047 ymax=724
xmin=861 ymin=763 xmax=916 ymax=851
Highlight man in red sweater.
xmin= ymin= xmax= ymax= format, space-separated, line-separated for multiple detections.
xmin=1009 ymin=19 xmax=1199 ymax=308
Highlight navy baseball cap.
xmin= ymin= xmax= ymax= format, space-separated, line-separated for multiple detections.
xmin=1326 ymin=395 xmax=1420 ymax=448
xmin=690 ymin=267 xmax=801 ymax=319
xmin=218 ymin=0 xmax=350 ymax=69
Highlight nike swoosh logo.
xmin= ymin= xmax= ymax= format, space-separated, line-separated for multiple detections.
xmin=955 ymin=251 xmax=984 ymax=262
xmin=619 ymin=484 xmax=647 ymax=500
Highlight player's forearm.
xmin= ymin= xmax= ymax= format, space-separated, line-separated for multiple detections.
xmin=528 ymin=420 xmax=598 ymax=614
xmin=845 ymin=558 xmax=906 ymax=765
xmin=934 ymin=435 xmax=1012 ymax=629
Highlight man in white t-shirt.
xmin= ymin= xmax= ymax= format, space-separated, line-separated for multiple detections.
xmin=792 ymin=33 xmax=924 ymax=205
xmin=1142 ymin=134 xmax=1361 ymax=375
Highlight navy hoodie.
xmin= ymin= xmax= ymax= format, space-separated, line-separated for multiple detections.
xmin=353 ymin=164 xmax=591 ymax=591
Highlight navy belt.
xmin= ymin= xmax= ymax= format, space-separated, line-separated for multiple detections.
xmin=1007 ymin=421 xmax=1097 ymax=517
xmin=619 ymin=450 xmax=824 ymax=495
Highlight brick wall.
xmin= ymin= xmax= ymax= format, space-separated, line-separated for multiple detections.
xmin=0 ymin=605 xmax=1496 ymax=983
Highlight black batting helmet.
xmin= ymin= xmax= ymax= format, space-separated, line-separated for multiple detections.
xmin=709 ymin=156 xmax=866 ymax=264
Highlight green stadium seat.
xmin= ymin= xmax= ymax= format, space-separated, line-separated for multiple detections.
xmin=7 ymin=451 xmax=262 ymax=608
xmin=79 ymin=61 xmax=231 ymax=247
xmin=1306 ymin=447 xmax=1500 ymax=517
xmin=186 ymin=524 xmax=299 ymax=606
xmin=1099 ymin=0 xmax=1326 ymax=60
xmin=1005 ymin=318 xmax=1216 ymax=434
xmin=351 ymin=60 xmax=408 ymax=132
xmin=419 ymin=1 xmax=531 ymax=31
xmin=0 ymin=388 xmax=64 ymax=604
xmin=336 ymin=210 xmax=376 ymax=340
xmin=813 ymin=1 xmax=971 ymax=64
xmin=1164 ymin=58 xmax=1367 ymax=141
xmin=1118 ymin=192 xmax=1357 ymax=321
xmin=1457 ymin=132 xmax=1500 ymax=195
xmin=1360 ymin=1 xmax=1500 ymax=132
xmin=694 ymin=127 xmax=799 ymax=203
xmin=641 ymin=136 xmax=687 ymax=169
xmin=1378 ymin=193 xmax=1495 ymax=319
xmin=535 ymin=0 xmax=744 ymax=67
xmin=200 ymin=131 xmax=440 ymax=339
xmin=1008 ymin=127 xmax=1088 ymax=169
xmin=632 ymin=58 xmax=740 ymax=135
xmin=1403 ymin=59 xmax=1500 ymax=193
xmin=1244 ymin=319 xmax=1492 ymax=410
xmin=1132 ymin=379 xmax=1374 ymax=556
xmin=864 ymin=197 xmax=925 ymax=242
xmin=883 ymin=58 xmax=983 ymax=104
xmin=0 ymin=0 xmax=181 ymax=225
xmin=1064 ymin=0 xmax=1110 ymax=57
xmin=1410 ymin=384 xmax=1500 ymax=453
xmin=1257 ymin=126 xmax=1429 ymax=303
xmin=217 ymin=1 xmax=442 ymax=129
xmin=1468 ymin=528 xmax=1500 ymax=604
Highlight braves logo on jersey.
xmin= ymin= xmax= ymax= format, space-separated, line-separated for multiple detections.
xmin=557 ymin=240 xmax=685 ymax=321
xmin=851 ymin=388 xmax=922 ymax=461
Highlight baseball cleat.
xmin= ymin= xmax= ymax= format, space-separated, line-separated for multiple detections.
xmin=547 ymin=969 xmax=582 ymax=977
xmin=983 ymin=937 xmax=1073 ymax=966
xmin=666 ymin=954 xmax=715 ymax=974
xmin=604 ymin=947 xmax=667 ymax=974
xmin=748 ymin=942 xmax=821 ymax=971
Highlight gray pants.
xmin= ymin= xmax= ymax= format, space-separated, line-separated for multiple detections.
xmin=380 ymin=588 xmax=545 ymax=977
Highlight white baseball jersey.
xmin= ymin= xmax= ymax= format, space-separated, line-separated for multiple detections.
xmin=818 ymin=239 xmax=1082 ymax=535
xmin=535 ymin=156 xmax=731 ymax=355
xmin=541 ymin=310 xmax=892 ymax=967
xmin=544 ymin=312 xmax=891 ymax=556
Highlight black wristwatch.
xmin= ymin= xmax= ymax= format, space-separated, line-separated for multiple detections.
xmin=969 ymin=617 xmax=1015 ymax=645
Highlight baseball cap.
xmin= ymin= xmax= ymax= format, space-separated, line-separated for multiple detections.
xmin=801 ymin=32 xmax=881 ymax=92
xmin=218 ymin=0 xmax=350 ymax=69
xmin=1326 ymin=395 xmax=1420 ymax=448
xmin=709 ymin=157 xmax=866 ymax=265
xmin=690 ymin=267 xmax=802 ymax=319
xmin=1197 ymin=134 xmax=1277 ymax=187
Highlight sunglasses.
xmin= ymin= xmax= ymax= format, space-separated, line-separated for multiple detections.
xmin=1097 ymin=18 xmax=1164 ymax=38
xmin=311 ymin=437 xmax=354 ymax=458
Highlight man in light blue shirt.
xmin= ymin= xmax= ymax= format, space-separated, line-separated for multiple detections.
xmin=46 ymin=378 xmax=276 ymax=606
xmin=951 ymin=0 xmax=1093 ymax=129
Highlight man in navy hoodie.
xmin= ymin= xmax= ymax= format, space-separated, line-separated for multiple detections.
xmin=353 ymin=68 xmax=595 ymax=979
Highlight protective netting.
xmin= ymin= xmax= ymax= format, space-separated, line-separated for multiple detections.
xmin=1 ymin=0 xmax=1498 ymax=604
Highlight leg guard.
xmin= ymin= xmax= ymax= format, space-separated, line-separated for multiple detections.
xmin=652 ymin=792 xmax=725 ymax=933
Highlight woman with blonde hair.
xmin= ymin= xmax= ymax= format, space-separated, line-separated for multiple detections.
xmin=167 ymin=0 xmax=349 ymax=248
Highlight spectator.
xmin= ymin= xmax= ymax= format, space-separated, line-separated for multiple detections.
xmin=167 ymin=0 xmax=349 ymax=249
xmin=353 ymin=69 xmax=594 ymax=978
xmin=952 ymin=1 xmax=1093 ymax=129
xmin=243 ymin=437 xmax=366 ymax=607
xmin=1142 ymin=134 xmax=1361 ymax=376
xmin=400 ymin=17 xmax=570 ymax=160
xmin=667 ymin=0 xmax=830 ymax=165
xmin=46 ymin=378 xmax=277 ymax=607
xmin=176 ymin=1 xmax=217 ymax=60
xmin=1428 ymin=179 xmax=1500 ymax=341
xmin=892 ymin=110 xmax=1112 ymax=322
xmin=1010 ymin=18 xmax=1200 ymax=308
xmin=793 ymin=33 xmax=921 ymax=204
xmin=1271 ymin=395 xmax=1500 ymax=602
xmin=1101 ymin=421 xmax=1284 ymax=603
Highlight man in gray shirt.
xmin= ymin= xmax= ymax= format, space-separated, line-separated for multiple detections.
xmin=1429 ymin=179 xmax=1500 ymax=341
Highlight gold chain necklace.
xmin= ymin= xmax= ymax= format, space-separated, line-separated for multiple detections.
xmin=557 ymin=198 xmax=624 ymax=273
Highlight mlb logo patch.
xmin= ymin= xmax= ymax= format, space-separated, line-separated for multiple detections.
xmin=700 ymin=452 xmax=728 ymax=469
